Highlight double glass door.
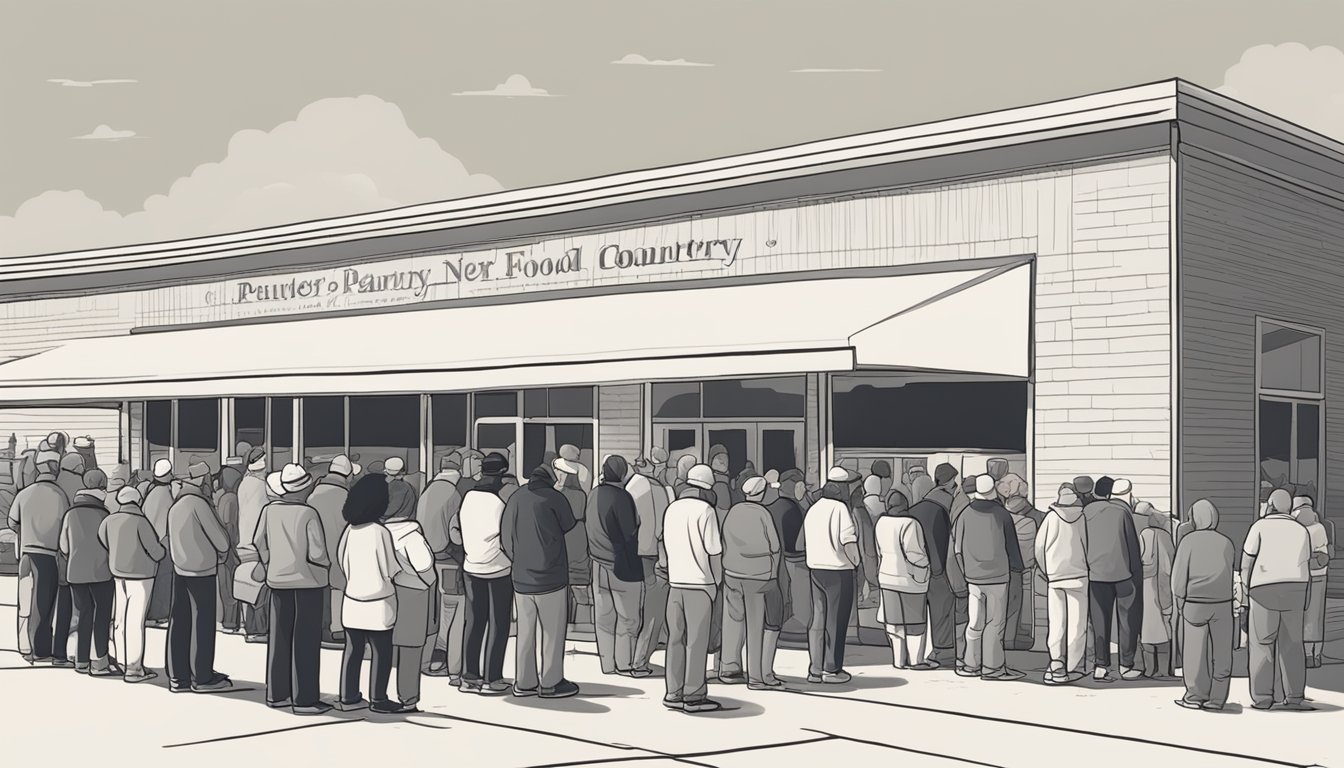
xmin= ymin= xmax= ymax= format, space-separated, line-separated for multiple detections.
xmin=475 ymin=417 xmax=595 ymax=480
xmin=655 ymin=422 xmax=803 ymax=478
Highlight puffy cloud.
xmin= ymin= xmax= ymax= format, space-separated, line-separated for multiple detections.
xmin=1 ymin=95 xmax=501 ymax=257
xmin=790 ymin=68 xmax=882 ymax=73
xmin=1218 ymin=43 xmax=1344 ymax=142
xmin=48 ymin=78 xmax=137 ymax=87
xmin=73 ymin=124 xmax=139 ymax=140
xmin=612 ymin=53 xmax=712 ymax=67
xmin=453 ymin=74 xmax=557 ymax=98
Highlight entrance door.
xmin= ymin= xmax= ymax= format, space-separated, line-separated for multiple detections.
xmin=758 ymin=423 xmax=803 ymax=475
xmin=706 ymin=426 xmax=751 ymax=477
xmin=657 ymin=424 xmax=702 ymax=473
xmin=522 ymin=422 xmax=595 ymax=480
xmin=475 ymin=418 xmax=521 ymax=476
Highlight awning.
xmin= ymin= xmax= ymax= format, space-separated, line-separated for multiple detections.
xmin=0 ymin=262 xmax=1030 ymax=403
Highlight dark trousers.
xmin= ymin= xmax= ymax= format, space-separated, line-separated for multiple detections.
xmin=244 ymin=593 xmax=270 ymax=636
xmin=217 ymin=565 xmax=239 ymax=631
xmin=807 ymin=569 xmax=855 ymax=675
xmin=927 ymin=572 xmax=956 ymax=655
xmin=24 ymin=554 xmax=59 ymax=659
xmin=167 ymin=574 xmax=219 ymax=686
xmin=71 ymin=581 xmax=115 ymax=664
xmin=464 ymin=574 xmax=513 ymax=683
xmin=1089 ymin=578 xmax=1142 ymax=669
xmin=148 ymin=556 xmax=173 ymax=622
xmin=268 ymin=588 xmax=324 ymax=707
xmin=54 ymin=585 xmax=74 ymax=660
xmin=341 ymin=628 xmax=393 ymax=704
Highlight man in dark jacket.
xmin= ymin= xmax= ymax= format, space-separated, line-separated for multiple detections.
xmin=166 ymin=462 xmax=232 ymax=693
xmin=8 ymin=451 xmax=69 ymax=665
xmin=586 ymin=455 xmax=644 ymax=676
xmin=60 ymin=481 xmax=115 ymax=675
xmin=501 ymin=463 xmax=580 ymax=698
xmin=951 ymin=475 xmax=1024 ymax=680
xmin=1172 ymin=499 xmax=1235 ymax=711
xmin=1084 ymin=475 xmax=1144 ymax=682
xmin=906 ymin=480 xmax=955 ymax=667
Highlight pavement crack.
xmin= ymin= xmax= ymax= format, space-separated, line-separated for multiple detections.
xmin=162 ymin=718 xmax=364 ymax=748
xmin=800 ymin=728 xmax=1005 ymax=767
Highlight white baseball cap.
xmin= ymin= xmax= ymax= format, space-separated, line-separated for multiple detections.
xmin=329 ymin=454 xmax=361 ymax=477
xmin=384 ymin=456 xmax=406 ymax=477
xmin=279 ymin=463 xmax=315 ymax=493
xmin=152 ymin=458 xmax=173 ymax=480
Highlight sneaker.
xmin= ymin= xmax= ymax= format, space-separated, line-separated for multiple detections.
xmin=626 ymin=667 xmax=653 ymax=679
xmin=513 ymin=685 xmax=539 ymax=698
xmin=424 ymin=664 xmax=451 ymax=678
xmin=1092 ymin=668 xmax=1115 ymax=684
xmin=1251 ymin=701 xmax=1274 ymax=710
xmin=89 ymin=664 xmax=119 ymax=678
xmin=540 ymin=680 xmax=580 ymax=699
xmin=478 ymin=681 xmax=511 ymax=696
xmin=191 ymin=675 xmax=233 ymax=693
xmin=459 ymin=679 xmax=483 ymax=694
xmin=821 ymin=671 xmax=852 ymax=684
xmin=1200 ymin=702 xmax=1225 ymax=712
xmin=448 ymin=675 xmax=462 ymax=687
xmin=1174 ymin=698 xmax=1203 ymax=710
xmin=717 ymin=671 xmax=746 ymax=685
xmin=1277 ymin=702 xmax=1317 ymax=712
xmin=294 ymin=702 xmax=335 ymax=716
xmin=982 ymin=668 xmax=1025 ymax=681
xmin=682 ymin=698 xmax=723 ymax=713
xmin=1120 ymin=667 xmax=1144 ymax=681
xmin=266 ymin=698 xmax=293 ymax=709
xmin=244 ymin=634 xmax=267 ymax=644
xmin=369 ymin=699 xmax=409 ymax=714
xmin=955 ymin=664 xmax=982 ymax=678
xmin=146 ymin=619 xmax=169 ymax=629
xmin=50 ymin=659 xmax=75 ymax=669
xmin=336 ymin=698 xmax=368 ymax=712
xmin=662 ymin=696 xmax=684 ymax=711
xmin=907 ymin=662 xmax=939 ymax=672
xmin=124 ymin=668 xmax=158 ymax=684
xmin=168 ymin=681 xmax=191 ymax=693
xmin=75 ymin=662 xmax=90 ymax=674
xmin=747 ymin=679 xmax=785 ymax=691
xmin=806 ymin=673 xmax=824 ymax=684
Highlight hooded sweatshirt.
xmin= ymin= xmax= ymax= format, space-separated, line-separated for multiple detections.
xmin=1034 ymin=503 xmax=1089 ymax=584
xmin=500 ymin=465 xmax=576 ymax=595
xmin=415 ymin=471 xmax=463 ymax=558
xmin=98 ymin=503 xmax=166 ymax=579
xmin=1083 ymin=498 xmax=1141 ymax=583
xmin=8 ymin=473 xmax=69 ymax=556
xmin=876 ymin=512 xmax=929 ymax=592
xmin=60 ymin=495 xmax=112 ymax=584
xmin=1171 ymin=500 xmax=1234 ymax=604
xmin=143 ymin=480 xmax=175 ymax=542
xmin=586 ymin=456 xmax=642 ymax=582
xmin=951 ymin=498 xmax=1023 ymax=585
xmin=721 ymin=497 xmax=780 ymax=580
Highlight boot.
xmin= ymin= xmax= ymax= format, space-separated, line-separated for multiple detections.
xmin=762 ymin=630 xmax=781 ymax=684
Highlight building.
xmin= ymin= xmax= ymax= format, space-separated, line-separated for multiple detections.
xmin=1 ymin=79 xmax=1341 ymax=625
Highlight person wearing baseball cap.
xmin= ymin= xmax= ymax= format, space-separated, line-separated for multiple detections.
xmin=165 ymin=460 xmax=232 ymax=693
xmin=237 ymin=448 xmax=271 ymax=641
xmin=950 ymin=475 xmax=1025 ymax=681
xmin=661 ymin=464 xmax=725 ymax=713
xmin=801 ymin=474 xmax=862 ymax=684
xmin=310 ymin=455 xmax=360 ymax=648
xmin=719 ymin=475 xmax=784 ymax=689
xmin=99 ymin=485 xmax=165 ymax=682
xmin=142 ymin=459 xmax=177 ymax=628
xmin=458 ymin=452 xmax=514 ymax=695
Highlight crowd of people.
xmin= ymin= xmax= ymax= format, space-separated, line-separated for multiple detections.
xmin=4 ymin=430 xmax=1333 ymax=717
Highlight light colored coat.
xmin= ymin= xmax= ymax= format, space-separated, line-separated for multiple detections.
xmin=875 ymin=515 xmax=929 ymax=593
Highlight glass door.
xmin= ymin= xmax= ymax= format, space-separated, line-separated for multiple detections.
xmin=656 ymin=424 xmax=702 ymax=472
xmin=475 ymin=418 xmax=522 ymax=476
xmin=706 ymin=425 xmax=752 ymax=478
xmin=758 ymin=422 xmax=804 ymax=475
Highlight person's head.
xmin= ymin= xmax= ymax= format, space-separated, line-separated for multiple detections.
xmin=462 ymin=450 xmax=484 ymax=480
xmin=1294 ymin=500 xmax=1319 ymax=527
xmin=343 ymin=474 xmax=390 ymax=525
xmin=328 ymin=454 xmax=360 ymax=479
xmin=675 ymin=454 xmax=696 ymax=481
xmin=60 ymin=453 xmax=85 ymax=476
xmin=383 ymin=457 xmax=407 ymax=479
xmin=277 ymin=463 xmax=316 ymax=499
xmin=438 ymin=451 xmax=462 ymax=477
xmin=686 ymin=464 xmax=715 ymax=492
xmin=1093 ymin=476 xmax=1115 ymax=500
xmin=933 ymin=462 xmax=958 ymax=490
xmin=886 ymin=489 xmax=910 ymax=516
xmin=826 ymin=466 xmax=859 ymax=487
xmin=821 ymin=481 xmax=848 ymax=503
xmin=709 ymin=445 xmax=729 ymax=475
xmin=384 ymin=479 xmax=417 ymax=521
xmin=601 ymin=454 xmax=629 ymax=484
xmin=985 ymin=458 xmax=1009 ymax=482
xmin=46 ymin=432 xmax=67 ymax=455
xmin=218 ymin=465 xmax=244 ymax=494
xmin=910 ymin=475 xmax=934 ymax=503
xmin=972 ymin=474 xmax=998 ymax=501
xmin=245 ymin=447 xmax=266 ymax=474
xmin=481 ymin=452 xmax=509 ymax=478
xmin=116 ymin=485 xmax=143 ymax=510
xmin=1189 ymin=499 xmax=1219 ymax=531
xmin=870 ymin=460 xmax=893 ymax=481
xmin=762 ymin=476 xmax=780 ymax=505
xmin=185 ymin=461 xmax=211 ymax=488
xmin=863 ymin=475 xmax=883 ymax=497
xmin=1267 ymin=488 xmax=1293 ymax=516
xmin=1073 ymin=476 xmax=1095 ymax=496
xmin=995 ymin=473 xmax=1028 ymax=502
xmin=649 ymin=446 xmax=669 ymax=468
xmin=76 ymin=467 xmax=106 ymax=491
xmin=741 ymin=475 xmax=767 ymax=502
xmin=529 ymin=462 xmax=558 ymax=487
xmin=961 ymin=476 xmax=978 ymax=496
xmin=1111 ymin=478 xmax=1132 ymax=499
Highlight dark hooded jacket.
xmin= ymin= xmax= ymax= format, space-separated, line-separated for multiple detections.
xmin=1171 ymin=499 xmax=1234 ymax=604
xmin=1083 ymin=498 xmax=1142 ymax=583
xmin=586 ymin=455 xmax=642 ymax=581
xmin=905 ymin=493 xmax=952 ymax=577
xmin=500 ymin=465 xmax=576 ymax=595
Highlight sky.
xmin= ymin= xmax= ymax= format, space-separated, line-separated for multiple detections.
xmin=2 ymin=0 xmax=1344 ymax=257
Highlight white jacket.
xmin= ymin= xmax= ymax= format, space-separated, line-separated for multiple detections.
xmin=385 ymin=519 xmax=436 ymax=590
xmin=875 ymin=516 xmax=929 ymax=593
xmin=458 ymin=490 xmax=511 ymax=577
xmin=1034 ymin=505 xmax=1089 ymax=583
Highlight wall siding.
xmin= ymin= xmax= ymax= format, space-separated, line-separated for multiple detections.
xmin=597 ymin=385 xmax=643 ymax=463
xmin=1180 ymin=149 xmax=1344 ymax=590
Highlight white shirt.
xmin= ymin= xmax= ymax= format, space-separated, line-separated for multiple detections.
xmin=875 ymin=515 xmax=929 ymax=592
xmin=661 ymin=496 xmax=722 ymax=589
xmin=803 ymin=498 xmax=858 ymax=571
xmin=339 ymin=523 xmax=400 ymax=631
xmin=1243 ymin=514 xmax=1311 ymax=589
xmin=458 ymin=489 xmax=511 ymax=577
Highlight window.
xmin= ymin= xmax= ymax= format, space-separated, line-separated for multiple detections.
xmin=176 ymin=398 xmax=221 ymax=470
xmin=233 ymin=398 xmax=266 ymax=458
xmin=652 ymin=382 xmax=700 ymax=419
xmin=652 ymin=377 xmax=805 ymax=419
xmin=1257 ymin=318 xmax=1325 ymax=504
xmin=302 ymin=396 xmax=345 ymax=470
xmin=523 ymin=422 xmax=594 ymax=478
xmin=832 ymin=378 xmax=1028 ymax=451
xmin=431 ymin=393 xmax=469 ymax=472
xmin=350 ymin=395 xmax=422 ymax=489
xmin=474 ymin=391 xmax=518 ymax=418
xmin=145 ymin=400 xmax=172 ymax=470
xmin=270 ymin=398 xmax=294 ymax=467
xmin=521 ymin=387 xmax=595 ymax=419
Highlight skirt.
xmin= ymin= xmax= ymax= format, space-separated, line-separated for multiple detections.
xmin=1305 ymin=574 xmax=1327 ymax=643
xmin=880 ymin=588 xmax=927 ymax=634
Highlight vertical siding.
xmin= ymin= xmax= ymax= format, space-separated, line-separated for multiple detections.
xmin=597 ymin=384 xmax=642 ymax=461
xmin=1180 ymin=149 xmax=1344 ymax=588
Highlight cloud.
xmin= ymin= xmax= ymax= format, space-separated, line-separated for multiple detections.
xmin=1 ymin=95 xmax=502 ymax=257
xmin=48 ymin=78 xmax=138 ymax=87
xmin=790 ymin=68 xmax=882 ymax=73
xmin=72 ymin=124 xmax=139 ymax=140
xmin=453 ymin=74 xmax=557 ymax=98
xmin=1218 ymin=43 xmax=1344 ymax=142
xmin=612 ymin=53 xmax=712 ymax=68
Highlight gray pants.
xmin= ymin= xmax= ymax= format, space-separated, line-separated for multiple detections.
xmin=395 ymin=642 xmax=432 ymax=706
xmin=433 ymin=592 xmax=466 ymax=677
xmin=721 ymin=576 xmax=777 ymax=684
xmin=965 ymin=583 xmax=1009 ymax=673
xmin=633 ymin=559 xmax=668 ymax=670
xmin=1180 ymin=601 xmax=1232 ymax=707
xmin=665 ymin=587 xmax=714 ymax=702
xmin=593 ymin=562 xmax=644 ymax=674
xmin=514 ymin=588 xmax=569 ymax=691
xmin=1249 ymin=585 xmax=1308 ymax=707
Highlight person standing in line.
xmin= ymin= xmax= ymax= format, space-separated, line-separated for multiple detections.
xmin=417 ymin=452 xmax=466 ymax=681
xmin=165 ymin=462 xmax=232 ymax=693
xmin=858 ymin=475 xmax=885 ymax=610
xmin=1172 ymin=499 xmax=1235 ymax=711
xmin=143 ymin=459 xmax=175 ymax=629
xmin=801 ymin=469 xmax=862 ymax=684
xmin=997 ymin=474 xmax=1038 ymax=652
xmin=383 ymin=481 xmax=437 ymax=713
xmin=57 ymin=453 xmax=86 ymax=507
xmin=628 ymin=452 xmax=671 ymax=677
xmin=707 ymin=446 xmax=733 ymax=517
xmin=310 ymin=454 xmax=359 ymax=648
xmin=553 ymin=448 xmax=592 ymax=627
xmin=1242 ymin=488 xmax=1313 ymax=711
xmin=213 ymin=464 xmax=243 ymax=635
xmin=1139 ymin=506 xmax=1175 ymax=679
xmin=8 ymin=451 xmax=69 ymax=665
xmin=501 ymin=462 xmax=580 ymax=699
xmin=237 ymin=448 xmax=271 ymax=642
xmin=719 ymin=476 xmax=783 ymax=689
xmin=1084 ymin=476 xmax=1145 ymax=682
xmin=1073 ymin=476 xmax=1097 ymax=508
xmin=661 ymin=464 xmax=725 ymax=713
xmin=99 ymin=486 xmax=164 ymax=683
xmin=454 ymin=452 xmax=514 ymax=695
xmin=670 ymin=454 xmax=696 ymax=498
xmin=60 ymin=474 xmax=116 ymax=676
xmin=875 ymin=491 xmax=933 ymax=670
xmin=1034 ymin=488 xmax=1090 ymax=685
xmin=951 ymin=475 xmax=1024 ymax=681
xmin=337 ymin=474 xmax=406 ymax=713
xmin=1292 ymin=497 xmax=1330 ymax=668
xmin=587 ymin=455 xmax=644 ymax=677
xmin=767 ymin=471 xmax=807 ymax=635
xmin=254 ymin=463 xmax=331 ymax=715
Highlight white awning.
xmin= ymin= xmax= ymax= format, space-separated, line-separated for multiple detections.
xmin=0 ymin=262 xmax=1030 ymax=403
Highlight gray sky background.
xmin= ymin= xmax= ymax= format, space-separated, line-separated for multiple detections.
xmin=3 ymin=0 xmax=1344 ymax=256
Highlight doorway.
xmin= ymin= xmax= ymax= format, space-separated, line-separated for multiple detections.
xmin=654 ymin=422 xmax=804 ymax=477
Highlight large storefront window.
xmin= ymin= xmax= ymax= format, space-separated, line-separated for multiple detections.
xmin=233 ymin=397 xmax=266 ymax=458
xmin=431 ymin=393 xmax=469 ymax=473
xmin=271 ymin=398 xmax=294 ymax=468
xmin=176 ymin=398 xmax=221 ymax=471
xmin=145 ymin=400 xmax=172 ymax=469
xmin=302 ymin=396 xmax=345 ymax=470
xmin=350 ymin=395 xmax=421 ymax=488
xmin=652 ymin=377 xmax=806 ymax=476
xmin=832 ymin=376 xmax=1028 ymax=452
xmin=1257 ymin=318 xmax=1324 ymax=504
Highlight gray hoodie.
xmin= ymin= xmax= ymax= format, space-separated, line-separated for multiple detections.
xmin=1171 ymin=500 xmax=1234 ymax=604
